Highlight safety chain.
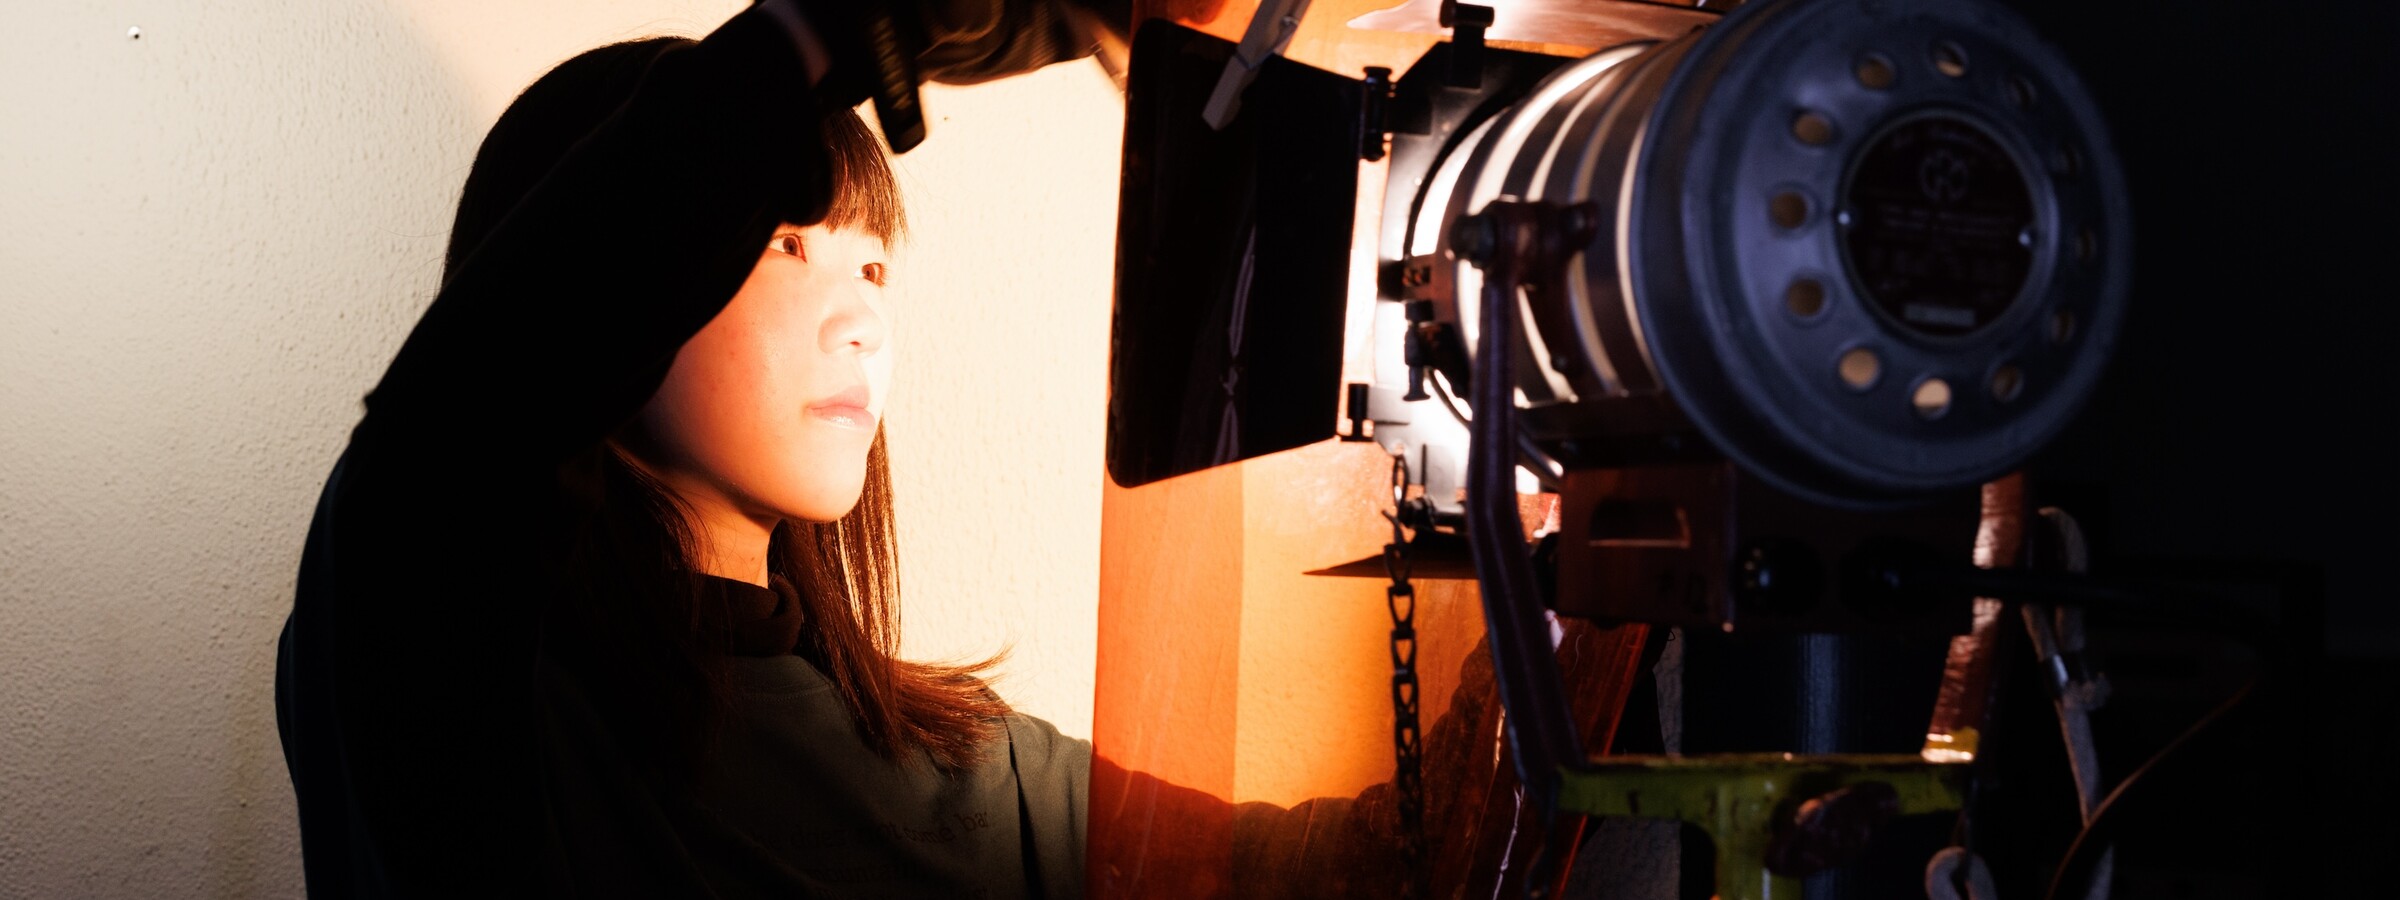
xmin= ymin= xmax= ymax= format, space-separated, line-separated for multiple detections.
xmin=1383 ymin=452 xmax=1429 ymax=899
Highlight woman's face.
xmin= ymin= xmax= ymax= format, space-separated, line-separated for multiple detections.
xmin=624 ymin=222 xmax=894 ymax=526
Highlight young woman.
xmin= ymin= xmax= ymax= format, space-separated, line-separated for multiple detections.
xmin=274 ymin=2 xmax=1544 ymax=895
xmin=275 ymin=4 xmax=1107 ymax=896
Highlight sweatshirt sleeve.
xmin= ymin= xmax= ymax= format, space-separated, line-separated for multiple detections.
xmin=355 ymin=6 xmax=832 ymax=471
xmin=915 ymin=0 xmax=1112 ymax=86
xmin=1008 ymin=714 xmax=1093 ymax=900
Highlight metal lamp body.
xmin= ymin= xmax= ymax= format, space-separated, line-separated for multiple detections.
xmin=1373 ymin=0 xmax=2132 ymax=511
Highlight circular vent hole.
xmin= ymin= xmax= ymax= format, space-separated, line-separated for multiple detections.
xmin=1792 ymin=110 xmax=1835 ymax=146
xmin=1856 ymin=53 xmax=1897 ymax=89
xmin=2048 ymin=309 xmax=2078 ymax=345
xmin=1838 ymin=348 xmax=1882 ymax=390
xmin=2056 ymin=145 xmax=2084 ymax=179
xmin=1990 ymin=364 xmax=2025 ymax=403
xmin=1933 ymin=41 xmax=1969 ymax=78
xmin=1786 ymin=278 xmax=1827 ymax=317
xmin=2006 ymin=76 xmax=2037 ymax=110
xmin=1912 ymin=378 xmax=1954 ymax=419
xmin=1769 ymin=191 xmax=1810 ymax=229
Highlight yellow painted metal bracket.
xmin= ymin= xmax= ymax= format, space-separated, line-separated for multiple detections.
xmin=1555 ymin=754 xmax=1970 ymax=900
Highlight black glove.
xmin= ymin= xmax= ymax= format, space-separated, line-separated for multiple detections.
xmin=755 ymin=0 xmax=1126 ymax=151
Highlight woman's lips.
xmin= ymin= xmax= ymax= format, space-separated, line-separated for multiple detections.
xmin=807 ymin=404 xmax=875 ymax=430
xmin=808 ymin=384 xmax=874 ymax=430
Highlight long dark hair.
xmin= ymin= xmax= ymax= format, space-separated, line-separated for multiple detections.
xmin=449 ymin=36 xmax=1006 ymax=776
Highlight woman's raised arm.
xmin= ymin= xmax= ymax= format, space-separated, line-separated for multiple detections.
xmin=359 ymin=1 xmax=1109 ymax=469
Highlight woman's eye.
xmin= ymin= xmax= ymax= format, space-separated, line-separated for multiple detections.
xmin=861 ymin=263 xmax=887 ymax=286
xmin=768 ymin=233 xmax=804 ymax=257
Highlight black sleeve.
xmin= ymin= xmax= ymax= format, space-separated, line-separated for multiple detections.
xmin=914 ymin=0 xmax=1110 ymax=85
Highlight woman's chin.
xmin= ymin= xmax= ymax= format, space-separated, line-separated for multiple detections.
xmin=775 ymin=487 xmax=865 ymax=524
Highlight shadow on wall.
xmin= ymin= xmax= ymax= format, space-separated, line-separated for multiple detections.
xmin=0 ymin=1 xmax=740 ymax=897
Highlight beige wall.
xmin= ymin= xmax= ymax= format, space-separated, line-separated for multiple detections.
xmin=0 ymin=2 xmax=1118 ymax=896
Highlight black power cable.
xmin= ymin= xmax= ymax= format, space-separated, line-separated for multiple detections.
xmin=2040 ymin=677 xmax=2258 ymax=900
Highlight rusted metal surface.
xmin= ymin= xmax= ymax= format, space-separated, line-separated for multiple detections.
xmin=1922 ymin=473 xmax=2027 ymax=762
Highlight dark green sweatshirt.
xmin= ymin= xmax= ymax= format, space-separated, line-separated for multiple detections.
xmin=684 ymin=575 xmax=1089 ymax=900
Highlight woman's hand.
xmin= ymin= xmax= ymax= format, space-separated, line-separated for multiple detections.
xmin=755 ymin=0 xmax=1126 ymax=150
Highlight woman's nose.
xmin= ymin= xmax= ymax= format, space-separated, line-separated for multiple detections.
xmin=821 ymin=278 xmax=886 ymax=356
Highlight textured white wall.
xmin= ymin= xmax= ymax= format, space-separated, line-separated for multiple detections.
xmin=882 ymin=69 xmax=1119 ymax=743
xmin=0 ymin=2 xmax=1117 ymax=896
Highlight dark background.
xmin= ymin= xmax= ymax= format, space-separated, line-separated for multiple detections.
xmin=2009 ymin=0 xmax=2398 ymax=655
xmin=2000 ymin=0 xmax=2394 ymax=894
